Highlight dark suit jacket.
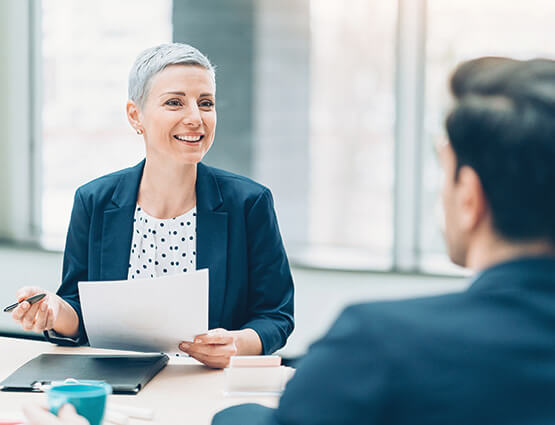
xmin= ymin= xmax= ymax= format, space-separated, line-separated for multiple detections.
xmin=213 ymin=256 xmax=555 ymax=425
xmin=46 ymin=160 xmax=294 ymax=354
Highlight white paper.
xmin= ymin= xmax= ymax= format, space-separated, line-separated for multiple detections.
xmin=78 ymin=269 xmax=208 ymax=354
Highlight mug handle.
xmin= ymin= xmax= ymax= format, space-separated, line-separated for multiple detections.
xmin=49 ymin=378 xmax=79 ymax=415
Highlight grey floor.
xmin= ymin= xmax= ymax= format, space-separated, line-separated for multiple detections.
xmin=0 ymin=245 xmax=469 ymax=357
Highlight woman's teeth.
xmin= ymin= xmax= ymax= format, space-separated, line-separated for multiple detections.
xmin=174 ymin=135 xmax=203 ymax=142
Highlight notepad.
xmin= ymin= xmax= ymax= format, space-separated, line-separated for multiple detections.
xmin=224 ymin=355 xmax=295 ymax=396
xmin=0 ymin=353 xmax=169 ymax=394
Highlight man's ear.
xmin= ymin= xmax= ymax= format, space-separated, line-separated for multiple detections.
xmin=126 ymin=100 xmax=142 ymax=133
xmin=457 ymin=165 xmax=487 ymax=233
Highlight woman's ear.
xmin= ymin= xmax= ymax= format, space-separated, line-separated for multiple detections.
xmin=126 ymin=100 xmax=143 ymax=134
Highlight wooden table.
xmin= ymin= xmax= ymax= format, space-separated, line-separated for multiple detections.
xmin=0 ymin=337 xmax=279 ymax=424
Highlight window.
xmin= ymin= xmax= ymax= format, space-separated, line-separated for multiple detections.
xmin=306 ymin=0 xmax=396 ymax=269
xmin=419 ymin=0 xmax=555 ymax=270
xmin=34 ymin=0 xmax=555 ymax=273
xmin=41 ymin=0 xmax=172 ymax=249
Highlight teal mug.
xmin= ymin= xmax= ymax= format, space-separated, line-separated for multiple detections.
xmin=47 ymin=380 xmax=112 ymax=425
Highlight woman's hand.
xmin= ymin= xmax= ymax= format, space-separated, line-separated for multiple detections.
xmin=23 ymin=403 xmax=90 ymax=425
xmin=179 ymin=328 xmax=238 ymax=369
xmin=179 ymin=328 xmax=263 ymax=369
xmin=11 ymin=287 xmax=61 ymax=334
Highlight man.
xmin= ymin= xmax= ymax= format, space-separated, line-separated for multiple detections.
xmin=212 ymin=57 xmax=555 ymax=424
xmin=24 ymin=57 xmax=555 ymax=425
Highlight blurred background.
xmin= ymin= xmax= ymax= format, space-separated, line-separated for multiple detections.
xmin=1 ymin=0 xmax=554 ymax=356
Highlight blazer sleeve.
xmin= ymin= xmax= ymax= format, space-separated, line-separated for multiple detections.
xmin=212 ymin=403 xmax=280 ymax=425
xmin=214 ymin=305 xmax=389 ymax=425
xmin=43 ymin=188 xmax=90 ymax=345
xmin=241 ymin=188 xmax=295 ymax=354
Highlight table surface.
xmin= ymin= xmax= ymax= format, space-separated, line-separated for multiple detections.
xmin=0 ymin=337 xmax=280 ymax=424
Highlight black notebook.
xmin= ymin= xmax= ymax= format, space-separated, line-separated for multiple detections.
xmin=0 ymin=353 xmax=169 ymax=394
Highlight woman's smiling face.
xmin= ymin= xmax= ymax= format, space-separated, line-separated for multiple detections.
xmin=137 ymin=64 xmax=216 ymax=165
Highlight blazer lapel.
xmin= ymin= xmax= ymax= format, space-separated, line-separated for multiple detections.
xmin=100 ymin=161 xmax=145 ymax=281
xmin=99 ymin=160 xmax=228 ymax=329
xmin=196 ymin=163 xmax=228 ymax=329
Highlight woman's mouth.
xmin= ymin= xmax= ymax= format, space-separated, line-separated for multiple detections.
xmin=174 ymin=135 xmax=204 ymax=143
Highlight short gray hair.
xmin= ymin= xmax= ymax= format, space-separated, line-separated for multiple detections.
xmin=128 ymin=42 xmax=216 ymax=107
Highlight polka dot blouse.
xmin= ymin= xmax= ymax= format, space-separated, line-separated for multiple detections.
xmin=128 ymin=205 xmax=197 ymax=280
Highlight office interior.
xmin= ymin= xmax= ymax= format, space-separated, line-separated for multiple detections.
xmin=0 ymin=0 xmax=552 ymax=359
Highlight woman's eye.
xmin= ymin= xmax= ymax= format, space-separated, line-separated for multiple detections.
xmin=165 ymin=99 xmax=182 ymax=107
xmin=199 ymin=100 xmax=214 ymax=108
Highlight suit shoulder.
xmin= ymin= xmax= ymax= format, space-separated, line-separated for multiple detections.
xmin=348 ymin=290 xmax=469 ymax=316
xmin=74 ymin=164 xmax=139 ymax=206
xmin=334 ymin=291 xmax=472 ymax=341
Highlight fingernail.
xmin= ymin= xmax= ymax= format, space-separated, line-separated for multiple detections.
xmin=181 ymin=343 xmax=190 ymax=350
xmin=41 ymin=303 xmax=47 ymax=311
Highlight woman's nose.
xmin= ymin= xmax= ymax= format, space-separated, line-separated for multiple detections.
xmin=183 ymin=103 xmax=202 ymax=127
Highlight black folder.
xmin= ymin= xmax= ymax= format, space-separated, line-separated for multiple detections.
xmin=0 ymin=353 xmax=169 ymax=394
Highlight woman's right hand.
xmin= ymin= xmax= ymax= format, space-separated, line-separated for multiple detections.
xmin=11 ymin=286 xmax=61 ymax=334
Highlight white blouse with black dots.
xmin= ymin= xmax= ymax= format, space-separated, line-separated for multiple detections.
xmin=127 ymin=205 xmax=197 ymax=280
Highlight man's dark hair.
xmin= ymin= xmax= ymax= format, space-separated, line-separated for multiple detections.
xmin=446 ymin=57 xmax=555 ymax=244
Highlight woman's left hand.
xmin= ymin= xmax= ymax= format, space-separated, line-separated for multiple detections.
xmin=179 ymin=328 xmax=238 ymax=369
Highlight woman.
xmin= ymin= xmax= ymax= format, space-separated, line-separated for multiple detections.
xmin=11 ymin=43 xmax=294 ymax=368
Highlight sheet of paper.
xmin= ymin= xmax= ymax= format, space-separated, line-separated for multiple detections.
xmin=78 ymin=269 xmax=208 ymax=354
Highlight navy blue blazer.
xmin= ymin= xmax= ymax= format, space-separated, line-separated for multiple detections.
xmin=213 ymin=256 xmax=555 ymax=425
xmin=47 ymin=160 xmax=294 ymax=354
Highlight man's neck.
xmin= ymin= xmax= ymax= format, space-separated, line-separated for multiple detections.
xmin=465 ymin=237 xmax=555 ymax=272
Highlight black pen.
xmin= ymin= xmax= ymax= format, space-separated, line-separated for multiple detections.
xmin=3 ymin=293 xmax=47 ymax=313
